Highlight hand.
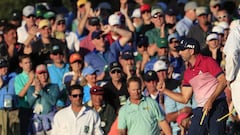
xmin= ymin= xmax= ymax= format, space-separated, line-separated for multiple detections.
xmin=120 ymin=5 xmax=128 ymax=16
xmin=29 ymin=26 xmax=38 ymax=36
xmin=28 ymin=71 xmax=35 ymax=83
xmin=34 ymin=78 xmax=41 ymax=92
xmin=142 ymin=51 xmax=149 ymax=63
xmin=157 ymin=80 xmax=165 ymax=93
xmin=0 ymin=76 xmax=3 ymax=88
xmin=202 ymin=98 xmax=213 ymax=114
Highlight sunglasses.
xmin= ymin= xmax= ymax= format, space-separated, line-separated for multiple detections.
xmin=111 ymin=70 xmax=121 ymax=74
xmin=52 ymin=52 xmax=63 ymax=55
xmin=170 ymin=40 xmax=179 ymax=44
xmin=71 ymin=94 xmax=83 ymax=98
xmin=72 ymin=60 xmax=83 ymax=64
xmin=218 ymin=15 xmax=227 ymax=20
xmin=27 ymin=15 xmax=36 ymax=19
xmin=96 ymin=35 xmax=105 ymax=40
xmin=57 ymin=20 xmax=65 ymax=25
xmin=152 ymin=13 xmax=163 ymax=18
xmin=141 ymin=10 xmax=150 ymax=14
xmin=138 ymin=44 xmax=148 ymax=48
xmin=38 ymin=71 xmax=47 ymax=74
xmin=79 ymin=4 xmax=85 ymax=8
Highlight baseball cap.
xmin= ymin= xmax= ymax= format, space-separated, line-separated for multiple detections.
xmin=175 ymin=38 xmax=200 ymax=51
xmin=51 ymin=44 xmax=63 ymax=54
xmin=206 ymin=33 xmax=218 ymax=41
xmin=140 ymin=4 xmax=151 ymax=12
xmin=22 ymin=5 xmax=35 ymax=17
xmin=184 ymin=1 xmax=197 ymax=12
xmin=69 ymin=53 xmax=83 ymax=64
xmin=108 ymin=14 xmax=121 ymax=26
xmin=210 ymin=0 xmax=222 ymax=6
xmin=35 ymin=64 xmax=47 ymax=74
xmin=217 ymin=22 xmax=229 ymax=30
xmin=176 ymin=112 xmax=192 ymax=125
xmin=82 ymin=66 xmax=97 ymax=77
xmin=168 ymin=33 xmax=180 ymax=42
xmin=91 ymin=30 xmax=104 ymax=40
xmin=143 ymin=70 xmax=158 ymax=81
xmin=38 ymin=19 xmax=50 ymax=29
xmin=98 ymin=2 xmax=112 ymax=10
xmin=165 ymin=8 xmax=176 ymax=16
xmin=0 ymin=58 xmax=8 ymax=68
xmin=55 ymin=14 xmax=65 ymax=23
xmin=153 ymin=60 xmax=168 ymax=72
xmin=44 ymin=11 xmax=56 ymax=19
xmin=90 ymin=86 xmax=104 ymax=95
xmin=131 ymin=8 xmax=141 ymax=18
xmin=212 ymin=26 xmax=224 ymax=34
xmin=77 ymin=0 xmax=87 ymax=7
xmin=196 ymin=7 xmax=208 ymax=16
xmin=121 ymin=50 xmax=134 ymax=60
xmin=109 ymin=61 xmax=122 ymax=72
xmin=151 ymin=7 xmax=163 ymax=17
xmin=88 ymin=17 xmax=100 ymax=26
xmin=10 ymin=10 xmax=22 ymax=21
xmin=137 ymin=34 xmax=149 ymax=47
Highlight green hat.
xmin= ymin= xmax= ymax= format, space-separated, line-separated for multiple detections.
xmin=43 ymin=11 xmax=56 ymax=19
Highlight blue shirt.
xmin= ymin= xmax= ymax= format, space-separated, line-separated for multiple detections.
xmin=83 ymin=84 xmax=91 ymax=104
xmin=176 ymin=17 xmax=193 ymax=37
xmin=84 ymin=41 xmax=125 ymax=75
xmin=0 ymin=72 xmax=17 ymax=109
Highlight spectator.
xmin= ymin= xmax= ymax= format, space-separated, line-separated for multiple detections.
xmin=52 ymin=84 xmax=104 ymax=135
xmin=84 ymin=25 xmax=132 ymax=81
xmin=131 ymin=8 xmax=143 ymax=33
xmin=17 ymin=5 xmax=38 ymax=45
xmin=0 ymin=58 xmax=20 ymax=135
xmin=216 ymin=9 xmax=231 ymax=24
xmin=87 ymin=86 xmax=116 ymax=135
xmin=165 ymin=8 xmax=177 ymax=34
xmin=118 ymin=76 xmax=172 ymax=135
xmin=14 ymin=54 xmax=34 ymax=135
xmin=223 ymin=25 xmax=240 ymax=119
xmin=31 ymin=19 xmax=67 ymax=65
xmin=187 ymin=6 xmax=212 ymax=49
xmin=176 ymin=1 xmax=197 ymax=38
xmin=27 ymin=64 xmax=59 ymax=135
xmin=53 ymin=14 xmax=80 ymax=52
xmin=139 ymin=4 xmax=154 ymax=35
xmin=81 ymin=66 xmax=97 ymax=104
xmin=63 ymin=53 xmax=84 ymax=89
xmin=103 ymin=62 xmax=129 ymax=112
xmin=209 ymin=0 xmax=222 ymax=23
xmin=9 ymin=9 xmax=22 ymax=28
xmin=201 ymin=33 xmax=222 ymax=66
xmin=159 ymin=38 xmax=228 ymax=135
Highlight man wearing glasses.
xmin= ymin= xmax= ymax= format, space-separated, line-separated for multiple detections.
xmin=52 ymin=84 xmax=103 ymax=135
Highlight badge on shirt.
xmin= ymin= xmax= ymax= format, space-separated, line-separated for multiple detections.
xmin=101 ymin=121 xmax=106 ymax=127
xmin=84 ymin=125 xmax=89 ymax=133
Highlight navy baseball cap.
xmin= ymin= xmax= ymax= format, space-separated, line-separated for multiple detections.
xmin=175 ymin=38 xmax=200 ymax=52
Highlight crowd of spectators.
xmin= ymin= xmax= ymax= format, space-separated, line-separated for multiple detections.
xmin=0 ymin=0 xmax=240 ymax=135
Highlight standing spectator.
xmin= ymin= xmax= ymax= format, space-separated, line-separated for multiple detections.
xmin=176 ymin=1 xmax=197 ymax=38
xmin=53 ymin=14 xmax=80 ymax=53
xmin=87 ymin=86 xmax=116 ymax=135
xmin=216 ymin=9 xmax=231 ymax=24
xmin=52 ymin=84 xmax=104 ymax=135
xmin=223 ymin=25 xmax=240 ymax=118
xmin=187 ymin=6 xmax=212 ymax=49
xmin=17 ymin=5 xmax=38 ymax=45
xmin=158 ymin=38 xmax=228 ymax=135
xmin=139 ymin=4 xmax=154 ymax=35
xmin=209 ymin=0 xmax=222 ymax=23
xmin=103 ymin=62 xmax=129 ymax=112
xmin=27 ymin=64 xmax=59 ymax=135
xmin=118 ymin=76 xmax=172 ymax=135
xmin=63 ymin=53 xmax=84 ymax=89
xmin=47 ymin=45 xmax=69 ymax=108
xmin=165 ymin=8 xmax=177 ymax=34
xmin=0 ymin=58 xmax=20 ymax=135
xmin=14 ymin=54 xmax=34 ymax=135
xmin=201 ymin=33 xmax=222 ymax=66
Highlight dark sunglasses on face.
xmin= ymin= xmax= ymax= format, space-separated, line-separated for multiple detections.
xmin=72 ymin=60 xmax=83 ymax=64
xmin=111 ymin=70 xmax=121 ymax=74
xmin=141 ymin=10 xmax=150 ymax=14
xmin=79 ymin=4 xmax=85 ymax=8
xmin=152 ymin=13 xmax=163 ymax=18
xmin=57 ymin=20 xmax=65 ymax=25
xmin=52 ymin=52 xmax=63 ymax=55
xmin=170 ymin=40 xmax=179 ymax=44
xmin=96 ymin=35 xmax=105 ymax=40
xmin=27 ymin=15 xmax=36 ymax=18
xmin=71 ymin=94 xmax=83 ymax=98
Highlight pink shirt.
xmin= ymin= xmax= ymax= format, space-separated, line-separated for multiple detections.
xmin=80 ymin=34 xmax=95 ymax=55
xmin=182 ymin=54 xmax=225 ymax=107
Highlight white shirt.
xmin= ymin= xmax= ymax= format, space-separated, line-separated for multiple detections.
xmin=17 ymin=24 xmax=29 ymax=44
xmin=52 ymin=105 xmax=104 ymax=135
xmin=66 ymin=31 xmax=80 ymax=52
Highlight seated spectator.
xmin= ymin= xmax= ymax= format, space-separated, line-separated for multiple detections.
xmin=0 ymin=58 xmax=20 ymax=135
xmin=27 ymin=64 xmax=59 ymax=135
xmin=86 ymin=86 xmax=116 ymax=135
